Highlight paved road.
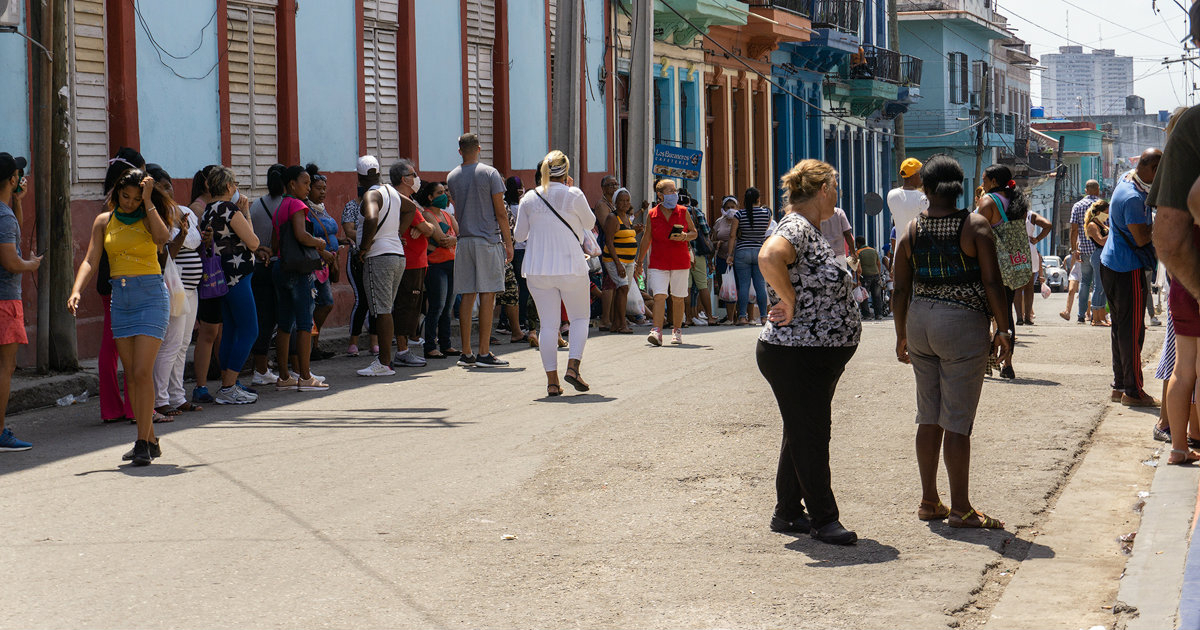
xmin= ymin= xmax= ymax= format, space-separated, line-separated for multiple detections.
xmin=0 ymin=294 xmax=1164 ymax=628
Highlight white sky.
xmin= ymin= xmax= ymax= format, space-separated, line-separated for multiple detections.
xmin=993 ymin=0 xmax=1195 ymax=113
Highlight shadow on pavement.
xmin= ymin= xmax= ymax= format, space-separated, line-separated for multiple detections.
xmin=536 ymin=394 xmax=618 ymax=404
xmin=783 ymin=536 xmax=901 ymax=566
xmin=925 ymin=522 xmax=1056 ymax=559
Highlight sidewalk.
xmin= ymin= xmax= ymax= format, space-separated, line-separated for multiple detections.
xmin=7 ymin=359 xmax=99 ymax=415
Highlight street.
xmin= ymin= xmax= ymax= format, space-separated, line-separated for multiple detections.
xmin=0 ymin=295 xmax=1169 ymax=629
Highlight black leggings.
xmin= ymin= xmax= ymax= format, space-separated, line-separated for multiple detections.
xmin=251 ymin=261 xmax=276 ymax=357
xmin=756 ymin=341 xmax=857 ymax=528
xmin=347 ymin=248 xmax=375 ymax=338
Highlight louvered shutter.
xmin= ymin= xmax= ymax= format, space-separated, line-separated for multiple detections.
xmin=465 ymin=0 xmax=496 ymax=164
xmin=227 ymin=2 xmax=278 ymax=198
xmin=70 ymin=0 xmax=109 ymax=198
xmin=364 ymin=1 xmax=400 ymax=164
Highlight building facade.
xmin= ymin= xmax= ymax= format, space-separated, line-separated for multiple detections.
xmin=1040 ymin=46 xmax=1134 ymax=118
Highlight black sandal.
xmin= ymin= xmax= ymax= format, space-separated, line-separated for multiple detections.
xmin=563 ymin=368 xmax=589 ymax=392
xmin=547 ymin=383 xmax=562 ymax=397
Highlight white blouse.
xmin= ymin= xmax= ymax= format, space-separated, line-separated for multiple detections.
xmin=514 ymin=182 xmax=596 ymax=277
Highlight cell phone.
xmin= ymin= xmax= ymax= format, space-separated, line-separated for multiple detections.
xmin=671 ymin=225 xmax=684 ymax=235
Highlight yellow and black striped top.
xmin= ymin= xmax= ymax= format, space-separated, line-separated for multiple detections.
xmin=603 ymin=219 xmax=638 ymax=263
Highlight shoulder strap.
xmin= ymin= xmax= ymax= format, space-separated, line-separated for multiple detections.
xmin=255 ymin=197 xmax=272 ymax=220
xmin=534 ymin=188 xmax=583 ymax=246
xmin=987 ymin=193 xmax=1009 ymax=223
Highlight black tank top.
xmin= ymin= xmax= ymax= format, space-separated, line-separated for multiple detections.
xmin=910 ymin=210 xmax=987 ymax=313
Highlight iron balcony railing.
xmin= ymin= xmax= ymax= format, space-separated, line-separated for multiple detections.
xmin=811 ymin=0 xmax=861 ymax=34
xmin=746 ymin=0 xmax=814 ymax=17
xmin=899 ymin=55 xmax=923 ymax=86
xmin=831 ymin=43 xmax=914 ymax=85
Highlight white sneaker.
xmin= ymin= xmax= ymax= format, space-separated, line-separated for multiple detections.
xmin=290 ymin=370 xmax=326 ymax=383
xmin=408 ymin=337 xmax=424 ymax=347
xmin=691 ymin=316 xmax=709 ymax=327
xmin=215 ymin=385 xmax=258 ymax=405
xmin=356 ymin=359 xmax=395 ymax=377
xmin=251 ymin=369 xmax=278 ymax=385
xmin=671 ymin=328 xmax=683 ymax=345
xmin=392 ymin=350 xmax=427 ymax=367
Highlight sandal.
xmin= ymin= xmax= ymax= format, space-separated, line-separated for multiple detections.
xmin=948 ymin=508 xmax=1004 ymax=529
xmin=563 ymin=368 xmax=590 ymax=392
xmin=528 ymin=335 xmax=540 ymax=349
xmin=917 ymin=499 xmax=951 ymax=521
xmin=1168 ymin=448 xmax=1200 ymax=465
xmin=155 ymin=405 xmax=182 ymax=417
xmin=152 ymin=411 xmax=174 ymax=424
xmin=425 ymin=350 xmax=447 ymax=359
xmin=547 ymin=383 xmax=562 ymax=397
xmin=557 ymin=337 xmax=568 ymax=349
xmin=176 ymin=402 xmax=203 ymax=412
xmin=510 ymin=333 xmax=529 ymax=344
xmin=102 ymin=416 xmax=129 ymax=424
xmin=614 ymin=327 xmax=634 ymax=334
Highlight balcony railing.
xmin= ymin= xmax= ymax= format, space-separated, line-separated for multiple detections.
xmin=746 ymin=0 xmax=814 ymax=17
xmin=832 ymin=43 xmax=914 ymax=85
xmin=898 ymin=0 xmax=999 ymax=22
xmin=899 ymin=55 xmax=923 ymax=86
xmin=811 ymin=0 xmax=861 ymax=34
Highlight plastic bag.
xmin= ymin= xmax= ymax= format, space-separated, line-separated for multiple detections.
xmin=627 ymin=285 xmax=647 ymax=317
xmin=1040 ymin=282 xmax=1052 ymax=299
xmin=852 ymin=286 xmax=868 ymax=303
xmin=719 ymin=268 xmax=737 ymax=303
xmin=163 ymin=257 xmax=188 ymax=317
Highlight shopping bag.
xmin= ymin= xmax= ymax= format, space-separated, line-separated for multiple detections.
xmin=1040 ymin=282 xmax=1052 ymax=299
xmin=852 ymin=286 xmax=868 ymax=303
xmin=163 ymin=257 xmax=188 ymax=317
xmin=719 ymin=268 xmax=737 ymax=302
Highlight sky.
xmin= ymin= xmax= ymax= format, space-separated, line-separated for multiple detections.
xmin=993 ymin=0 xmax=1195 ymax=114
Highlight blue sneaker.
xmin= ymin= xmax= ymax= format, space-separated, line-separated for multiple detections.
xmin=236 ymin=381 xmax=257 ymax=395
xmin=0 ymin=427 xmax=32 ymax=452
xmin=192 ymin=386 xmax=215 ymax=404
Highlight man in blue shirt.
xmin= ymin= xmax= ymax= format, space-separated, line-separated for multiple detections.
xmin=0 ymin=152 xmax=41 ymax=452
xmin=1099 ymin=148 xmax=1162 ymax=407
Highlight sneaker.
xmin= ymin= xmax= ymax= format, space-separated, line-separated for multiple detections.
xmin=392 ymin=351 xmax=427 ymax=368
xmin=289 ymin=371 xmax=326 ymax=384
xmin=457 ymin=353 xmax=478 ymax=367
xmin=1122 ymin=392 xmax=1160 ymax=408
xmin=128 ymin=440 xmax=152 ymax=466
xmin=691 ymin=316 xmax=709 ymax=327
xmin=192 ymin=386 xmax=215 ymax=404
xmin=0 ymin=427 xmax=32 ymax=452
xmin=123 ymin=439 xmax=161 ymax=461
xmin=1150 ymin=316 xmax=1162 ymax=326
xmin=371 ymin=345 xmax=380 ymax=355
xmin=1153 ymin=425 xmax=1172 ymax=442
xmin=347 ymin=344 xmax=360 ymax=357
xmin=275 ymin=377 xmax=299 ymax=391
xmin=236 ymin=381 xmax=257 ymax=395
xmin=648 ymin=328 xmax=663 ymax=346
xmin=297 ymin=376 xmax=330 ymax=392
xmin=356 ymin=359 xmax=395 ymax=377
xmin=409 ymin=337 xmax=424 ymax=347
xmin=215 ymin=385 xmax=258 ymax=405
xmin=475 ymin=353 xmax=509 ymax=368
xmin=671 ymin=328 xmax=683 ymax=344
xmin=251 ymin=369 xmax=278 ymax=386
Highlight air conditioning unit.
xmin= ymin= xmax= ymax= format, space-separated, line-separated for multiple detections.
xmin=0 ymin=0 xmax=20 ymax=28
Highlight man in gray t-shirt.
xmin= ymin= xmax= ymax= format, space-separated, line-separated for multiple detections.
xmin=0 ymin=152 xmax=40 ymax=452
xmin=445 ymin=133 xmax=513 ymax=368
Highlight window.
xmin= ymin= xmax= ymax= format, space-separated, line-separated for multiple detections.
xmin=227 ymin=1 xmax=279 ymax=198
xmin=364 ymin=1 xmax=400 ymax=165
xmin=465 ymin=0 xmax=497 ymax=164
xmin=69 ymin=0 xmax=109 ymax=198
xmin=948 ymin=53 xmax=968 ymax=104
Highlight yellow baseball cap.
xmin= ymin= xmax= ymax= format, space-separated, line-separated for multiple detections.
xmin=900 ymin=158 xmax=923 ymax=179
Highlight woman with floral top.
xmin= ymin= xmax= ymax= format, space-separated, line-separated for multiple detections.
xmin=756 ymin=159 xmax=860 ymax=546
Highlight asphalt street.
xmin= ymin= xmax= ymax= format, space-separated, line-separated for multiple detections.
xmin=0 ymin=293 xmax=1170 ymax=629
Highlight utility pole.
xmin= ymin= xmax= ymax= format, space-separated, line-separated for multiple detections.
xmin=888 ymin=0 xmax=904 ymax=182
xmin=1049 ymin=135 xmax=1066 ymax=256
xmin=627 ymin=0 xmax=654 ymax=220
xmin=29 ymin=0 xmax=52 ymax=373
xmin=49 ymin=0 xmax=77 ymax=370
xmin=974 ymin=62 xmax=989 ymax=188
xmin=550 ymin=0 xmax=582 ymax=176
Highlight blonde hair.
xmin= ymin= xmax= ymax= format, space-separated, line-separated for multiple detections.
xmin=780 ymin=159 xmax=837 ymax=204
xmin=539 ymin=150 xmax=570 ymax=186
xmin=206 ymin=166 xmax=238 ymax=197
xmin=654 ymin=179 xmax=676 ymax=194
xmin=1085 ymin=199 xmax=1109 ymax=226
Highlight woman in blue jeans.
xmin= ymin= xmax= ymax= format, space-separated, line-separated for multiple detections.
xmin=423 ymin=185 xmax=460 ymax=358
xmin=1083 ymin=200 xmax=1110 ymax=325
xmin=726 ymin=187 xmax=771 ymax=325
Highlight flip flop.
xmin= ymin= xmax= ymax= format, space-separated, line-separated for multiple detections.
xmin=948 ymin=508 xmax=1004 ymax=529
xmin=102 ymin=416 xmax=129 ymax=424
xmin=152 ymin=411 xmax=174 ymax=424
xmin=176 ymin=401 xmax=203 ymax=412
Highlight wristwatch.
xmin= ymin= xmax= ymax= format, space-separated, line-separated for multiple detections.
xmin=994 ymin=331 xmax=1012 ymax=339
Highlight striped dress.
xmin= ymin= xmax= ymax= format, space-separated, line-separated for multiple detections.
xmin=175 ymin=206 xmax=203 ymax=291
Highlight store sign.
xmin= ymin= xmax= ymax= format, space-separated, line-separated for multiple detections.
xmin=652 ymin=144 xmax=703 ymax=182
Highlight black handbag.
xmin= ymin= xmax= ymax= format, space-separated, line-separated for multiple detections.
xmin=280 ymin=216 xmax=323 ymax=274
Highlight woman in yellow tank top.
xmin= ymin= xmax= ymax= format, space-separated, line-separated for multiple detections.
xmin=68 ymin=169 xmax=172 ymax=466
xmin=602 ymin=188 xmax=639 ymax=334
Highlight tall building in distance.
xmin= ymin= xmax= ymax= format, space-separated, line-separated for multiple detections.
xmin=1040 ymin=46 xmax=1134 ymax=117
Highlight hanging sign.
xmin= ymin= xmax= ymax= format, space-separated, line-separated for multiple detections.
xmin=652 ymin=144 xmax=703 ymax=182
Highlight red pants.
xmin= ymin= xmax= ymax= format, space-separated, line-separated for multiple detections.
xmin=100 ymin=295 xmax=133 ymax=420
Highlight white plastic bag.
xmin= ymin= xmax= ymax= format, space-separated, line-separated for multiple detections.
xmin=164 ymin=258 xmax=188 ymax=317
xmin=1040 ymin=282 xmax=1052 ymax=299
xmin=627 ymin=284 xmax=647 ymax=317
xmin=852 ymin=286 xmax=868 ymax=303
xmin=719 ymin=268 xmax=737 ymax=303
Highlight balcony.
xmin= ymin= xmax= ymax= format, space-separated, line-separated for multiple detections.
xmin=747 ymin=0 xmax=813 ymax=16
xmin=896 ymin=0 xmax=1010 ymax=38
xmin=617 ymin=0 xmax=750 ymax=46
xmin=824 ymin=44 xmax=902 ymax=117
xmin=899 ymin=55 xmax=923 ymax=86
xmin=812 ymin=0 xmax=861 ymax=34
xmin=774 ymin=0 xmax=861 ymax=75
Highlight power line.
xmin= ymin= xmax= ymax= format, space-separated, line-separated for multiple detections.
xmin=130 ymin=0 xmax=225 ymax=81
xmin=1056 ymin=0 xmax=1178 ymax=48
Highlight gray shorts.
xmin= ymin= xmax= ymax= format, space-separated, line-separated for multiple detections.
xmin=603 ymin=260 xmax=635 ymax=288
xmin=365 ymin=254 xmax=405 ymax=316
xmin=454 ymin=237 xmax=506 ymax=294
xmin=906 ymin=299 xmax=991 ymax=436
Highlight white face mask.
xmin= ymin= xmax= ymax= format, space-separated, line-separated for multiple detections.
xmin=231 ymin=189 xmax=241 ymax=204
xmin=411 ymin=175 xmax=422 ymax=191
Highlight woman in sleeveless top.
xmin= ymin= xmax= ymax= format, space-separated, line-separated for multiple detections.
xmin=1083 ymin=200 xmax=1111 ymax=326
xmin=975 ymin=164 xmax=1029 ymax=379
xmin=96 ymin=148 xmax=144 ymax=423
xmin=422 ymin=182 xmax=461 ymax=359
xmin=69 ymin=168 xmax=172 ymax=466
xmin=603 ymin=187 xmax=638 ymax=334
xmin=893 ymin=155 xmax=1013 ymax=529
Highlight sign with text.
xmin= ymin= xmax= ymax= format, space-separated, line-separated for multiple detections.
xmin=652 ymin=144 xmax=703 ymax=182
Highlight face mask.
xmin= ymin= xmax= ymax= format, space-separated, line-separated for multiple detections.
xmin=410 ymin=175 xmax=422 ymax=190
xmin=662 ymin=193 xmax=679 ymax=208
xmin=231 ymin=189 xmax=241 ymax=204
xmin=722 ymin=208 xmax=736 ymax=218
xmin=432 ymin=194 xmax=450 ymax=209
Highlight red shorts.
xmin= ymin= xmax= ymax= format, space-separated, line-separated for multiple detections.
xmin=0 ymin=300 xmax=27 ymax=345
xmin=1171 ymin=277 xmax=1200 ymax=337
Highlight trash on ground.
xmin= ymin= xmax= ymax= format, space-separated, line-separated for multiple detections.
xmin=1143 ymin=459 xmax=1159 ymax=468
xmin=1133 ymin=500 xmax=1145 ymax=513
xmin=55 ymin=390 xmax=89 ymax=407
xmin=1138 ymin=491 xmax=1150 ymax=498
xmin=501 ymin=534 xmax=517 ymax=541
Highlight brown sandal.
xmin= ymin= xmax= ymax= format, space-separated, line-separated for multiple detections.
xmin=155 ymin=405 xmax=182 ymax=417
xmin=1169 ymin=448 xmax=1200 ymax=465
xmin=176 ymin=401 xmax=203 ymax=412
xmin=918 ymin=499 xmax=951 ymax=521
xmin=948 ymin=508 xmax=1004 ymax=529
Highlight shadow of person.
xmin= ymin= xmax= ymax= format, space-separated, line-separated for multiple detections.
xmin=925 ymin=521 xmax=1056 ymax=558
xmin=537 ymin=394 xmax=618 ymax=404
xmin=116 ymin=463 xmax=194 ymax=477
xmin=783 ymin=536 xmax=901 ymax=567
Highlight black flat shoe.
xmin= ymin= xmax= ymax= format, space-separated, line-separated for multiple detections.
xmin=122 ymin=439 xmax=161 ymax=461
xmin=770 ymin=512 xmax=811 ymax=534
xmin=125 ymin=440 xmax=153 ymax=466
xmin=1000 ymin=365 xmax=1016 ymax=380
xmin=811 ymin=520 xmax=857 ymax=545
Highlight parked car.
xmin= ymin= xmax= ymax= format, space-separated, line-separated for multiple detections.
xmin=1043 ymin=255 xmax=1067 ymax=292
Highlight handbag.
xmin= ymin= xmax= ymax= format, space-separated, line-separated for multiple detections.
xmin=280 ymin=213 xmax=324 ymax=274
xmin=690 ymin=209 xmax=715 ymax=258
xmin=197 ymin=244 xmax=229 ymax=300
xmin=535 ymin=188 xmax=599 ymax=263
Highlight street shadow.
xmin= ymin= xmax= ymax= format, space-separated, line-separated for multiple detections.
xmin=783 ymin=536 xmax=901 ymax=566
xmin=74 ymin=462 xmax=198 ymax=477
xmin=925 ymin=522 xmax=1056 ymax=559
xmin=536 ymin=394 xmax=618 ymax=404
xmin=1012 ymin=377 xmax=1060 ymax=386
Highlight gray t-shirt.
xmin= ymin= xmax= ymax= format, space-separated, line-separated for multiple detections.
xmin=250 ymin=194 xmax=284 ymax=251
xmin=446 ymin=162 xmax=505 ymax=243
xmin=0 ymin=201 xmax=21 ymax=300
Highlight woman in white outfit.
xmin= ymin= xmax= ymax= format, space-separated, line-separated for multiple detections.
xmin=515 ymin=150 xmax=596 ymax=397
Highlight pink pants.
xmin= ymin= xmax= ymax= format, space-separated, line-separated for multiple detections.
xmin=100 ymin=294 xmax=133 ymax=420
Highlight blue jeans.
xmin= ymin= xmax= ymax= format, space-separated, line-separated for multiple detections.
xmin=1077 ymin=253 xmax=1094 ymax=319
xmin=734 ymin=247 xmax=768 ymax=319
xmin=424 ymin=260 xmax=455 ymax=352
xmin=272 ymin=263 xmax=315 ymax=333
xmin=1089 ymin=252 xmax=1107 ymax=310
xmin=219 ymin=272 xmax=258 ymax=374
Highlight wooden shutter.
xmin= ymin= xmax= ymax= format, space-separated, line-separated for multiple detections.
xmin=466 ymin=0 xmax=497 ymax=163
xmin=70 ymin=0 xmax=109 ymax=197
xmin=227 ymin=2 xmax=278 ymax=198
xmin=364 ymin=2 xmax=400 ymax=164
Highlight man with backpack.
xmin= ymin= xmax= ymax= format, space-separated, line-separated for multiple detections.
xmin=854 ymin=236 xmax=884 ymax=320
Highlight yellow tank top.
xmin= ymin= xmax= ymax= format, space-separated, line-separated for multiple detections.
xmin=602 ymin=219 xmax=638 ymax=263
xmin=104 ymin=213 xmax=161 ymax=277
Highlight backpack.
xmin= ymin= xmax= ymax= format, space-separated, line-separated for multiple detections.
xmin=987 ymin=193 xmax=1033 ymax=289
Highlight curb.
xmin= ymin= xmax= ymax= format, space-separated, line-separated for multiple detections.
xmin=1178 ymin=481 xmax=1200 ymax=630
xmin=7 ymin=369 xmax=100 ymax=416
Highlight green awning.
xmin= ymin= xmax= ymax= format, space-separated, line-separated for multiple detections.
xmin=618 ymin=0 xmax=750 ymax=46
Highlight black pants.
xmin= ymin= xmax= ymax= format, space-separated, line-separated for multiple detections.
xmin=347 ymin=248 xmax=375 ymax=338
xmin=756 ymin=341 xmax=857 ymax=529
xmin=859 ymin=274 xmax=883 ymax=319
xmin=1100 ymin=263 xmax=1148 ymax=396
xmin=250 ymin=261 xmax=276 ymax=356
xmin=1003 ymin=286 xmax=1016 ymax=336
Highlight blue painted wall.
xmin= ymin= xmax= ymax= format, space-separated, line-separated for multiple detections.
xmin=0 ymin=2 xmax=30 ymax=159
xmin=507 ymin=0 xmax=549 ymax=170
xmin=583 ymin=0 xmax=607 ymax=173
xmin=296 ymin=0 xmax=358 ymax=171
xmin=134 ymin=0 xmax=222 ymax=177
xmin=415 ymin=0 xmax=464 ymax=171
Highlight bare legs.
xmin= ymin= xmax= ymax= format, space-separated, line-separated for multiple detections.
xmin=276 ymin=329 xmax=315 ymax=381
xmin=115 ymin=335 xmax=163 ymax=443
xmin=0 ymin=343 xmax=16 ymax=432
xmin=193 ymin=322 xmax=220 ymax=391
xmin=916 ymin=424 xmax=987 ymax=518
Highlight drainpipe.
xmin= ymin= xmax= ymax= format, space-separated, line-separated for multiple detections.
xmin=628 ymin=0 xmax=654 ymax=220
xmin=888 ymin=0 xmax=903 ymax=186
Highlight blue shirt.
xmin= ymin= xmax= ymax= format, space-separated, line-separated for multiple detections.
xmin=1100 ymin=179 xmax=1151 ymax=273
xmin=0 ymin=201 xmax=21 ymax=300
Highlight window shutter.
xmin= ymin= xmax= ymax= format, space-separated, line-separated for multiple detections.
xmin=465 ymin=0 xmax=497 ymax=164
xmin=959 ymin=55 xmax=969 ymax=105
xmin=364 ymin=3 xmax=400 ymax=164
xmin=364 ymin=0 xmax=399 ymax=25
xmin=227 ymin=2 xmax=278 ymax=198
xmin=70 ymin=0 xmax=109 ymax=198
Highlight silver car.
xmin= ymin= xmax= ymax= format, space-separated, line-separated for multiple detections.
xmin=1043 ymin=255 xmax=1067 ymax=292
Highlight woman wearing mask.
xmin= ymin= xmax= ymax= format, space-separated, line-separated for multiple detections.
xmin=149 ymin=166 xmax=204 ymax=417
xmin=342 ymin=182 xmax=378 ymax=357
xmin=248 ymin=164 xmax=285 ymax=383
xmin=515 ymin=150 xmax=596 ymax=396
xmin=199 ymin=167 xmax=261 ymax=404
xmin=727 ymin=188 xmax=772 ymax=326
xmin=756 ymin=159 xmax=860 ymax=545
xmin=96 ymin=148 xmax=143 ymax=423
xmin=423 ymin=181 xmax=460 ymax=359
xmin=1083 ymin=200 xmax=1111 ymax=326
xmin=305 ymin=164 xmax=340 ymax=360
xmin=893 ymin=155 xmax=1011 ymax=529
xmin=712 ymin=196 xmax=738 ymax=324
xmin=188 ymin=165 xmax=224 ymax=404
xmin=602 ymin=188 xmax=638 ymax=334
xmin=69 ymin=169 xmax=172 ymax=466
xmin=634 ymin=179 xmax=697 ymax=346
xmin=271 ymin=166 xmax=333 ymax=391
xmin=975 ymin=164 xmax=1030 ymax=379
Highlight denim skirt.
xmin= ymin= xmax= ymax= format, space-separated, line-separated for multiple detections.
xmin=110 ymin=274 xmax=170 ymax=340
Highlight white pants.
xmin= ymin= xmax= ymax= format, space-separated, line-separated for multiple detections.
xmin=647 ymin=267 xmax=689 ymax=298
xmin=153 ymin=290 xmax=198 ymax=408
xmin=527 ymin=274 xmax=590 ymax=373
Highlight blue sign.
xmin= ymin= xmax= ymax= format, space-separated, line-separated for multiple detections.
xmin=652 ymin=144 xmax=703 ymax=182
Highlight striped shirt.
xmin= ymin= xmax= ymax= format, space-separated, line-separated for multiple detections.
xmin=734 ymin=206 xmax=772 ymax=251
xmin=176 ymin=248 xmax=203 ymax=290
xmin=602 ymin=217 xmax=638 ymax=263
xmin=1069 ymin=194 xmax=1103 ymax=257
